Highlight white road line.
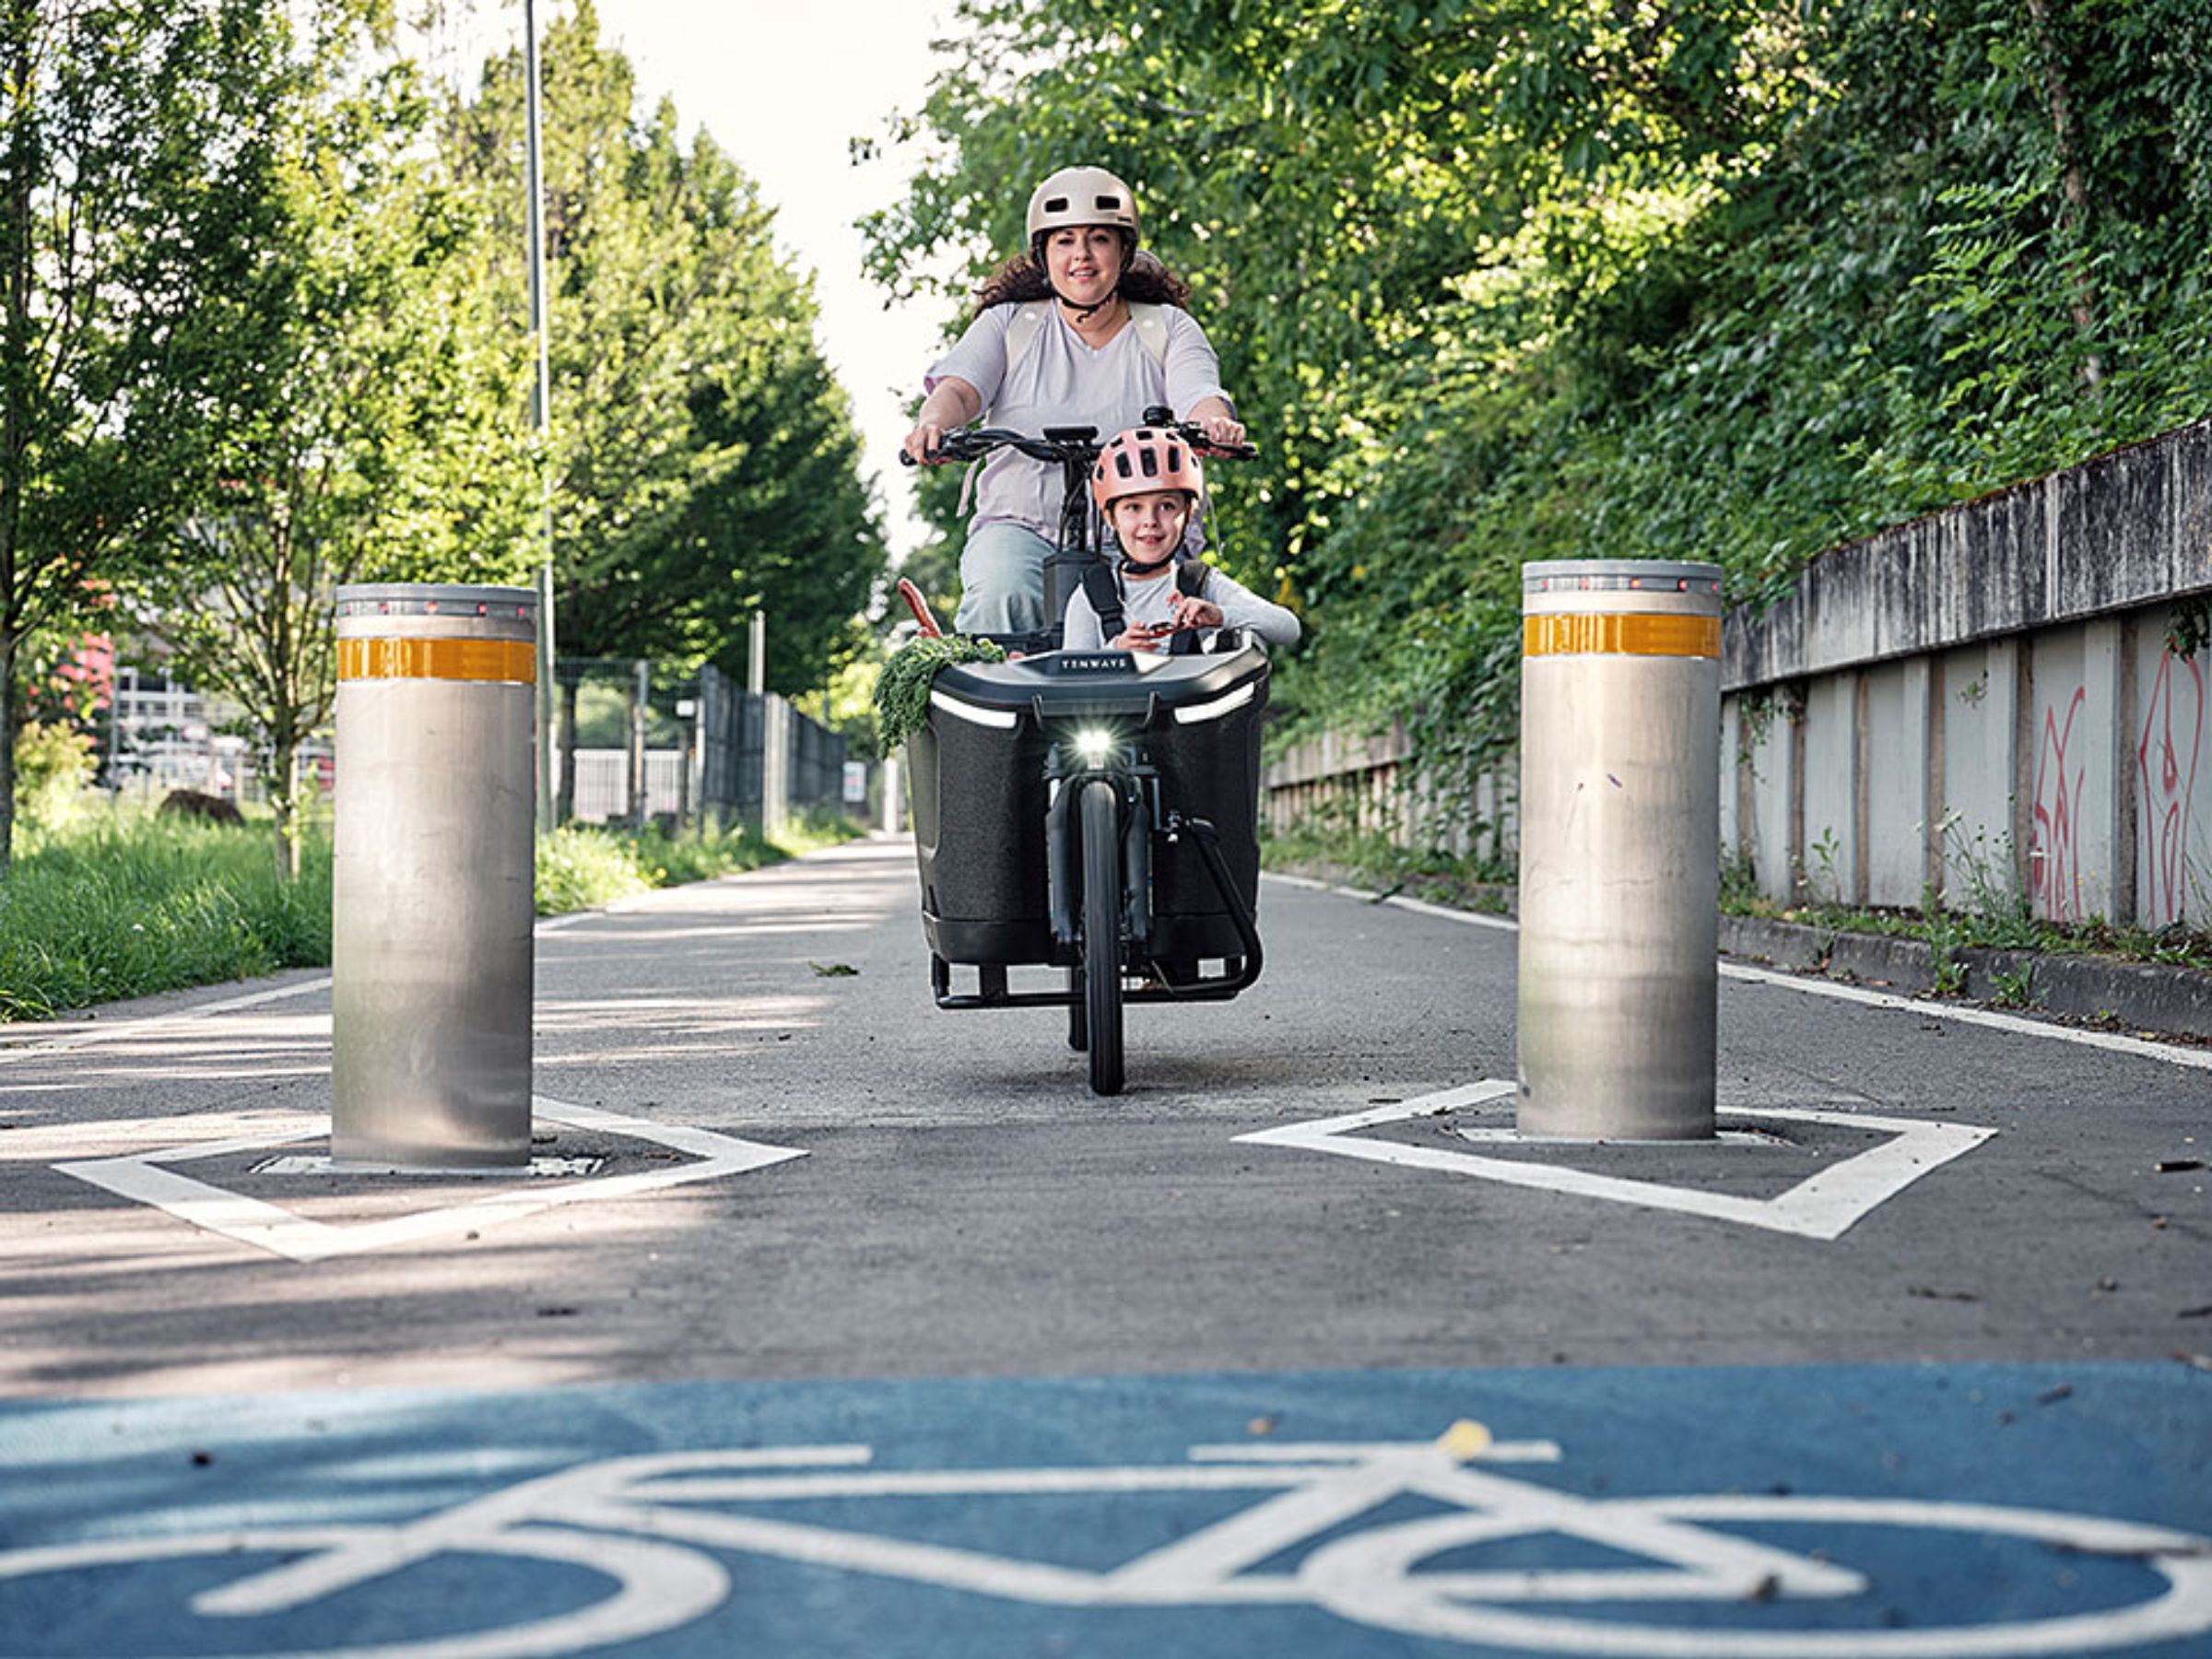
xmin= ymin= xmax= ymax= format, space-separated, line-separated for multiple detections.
xmin=1236 ymin=1086 xmax=1998 ymax=1241
xmin=0 ymin=912 xmax=608 ymax=1065
xmin=53 ymin=1099 xmax=806 ymax=1263
xmin=0 ymin=977 xmax=335 ymax=1065
xmin=1265 ymin=872 xmax=1519 ymax=933
xmin=1263 ymin=873 xmax=2212 ymax=1071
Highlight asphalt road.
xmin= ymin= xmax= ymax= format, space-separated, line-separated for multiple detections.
xmin=3 ymin=836 xmax=2208 ymax=1658
xmin=3 ymin=835 xmax=2206 ymax=1396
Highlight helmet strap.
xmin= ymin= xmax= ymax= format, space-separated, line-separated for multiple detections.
xmin=1035 ymin=231 xmax=1131 ymax=325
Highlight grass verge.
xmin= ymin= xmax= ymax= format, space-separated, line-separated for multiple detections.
xmin=535 ymin=809 xmax=859 ymax=912
xmin=1261 ymin=825 xmax=1515 ymax=914
xmin=0 ymin=806 xmax=865 ymax=1023
xmin=0 ymin=816 xmax=333 ymax=1020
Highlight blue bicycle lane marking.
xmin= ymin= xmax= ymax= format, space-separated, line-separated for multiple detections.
xmin=1 ymin=1360 xmax=2208 ymax=1658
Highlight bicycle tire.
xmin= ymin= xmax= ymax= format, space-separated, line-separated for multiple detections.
xmin=0 ymin=1523 xmax=724 ymax=1659
xmin=1080 ymin=780 xmax=1124 ymax=1095
xmin=1298 ymin=1493 xmax=2212 ymax=1657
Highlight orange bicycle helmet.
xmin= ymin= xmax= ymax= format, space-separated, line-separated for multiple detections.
xmin=1091 ymin=426 xmax=1204 ymax=514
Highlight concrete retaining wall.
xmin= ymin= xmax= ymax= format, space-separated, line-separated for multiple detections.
xmin=1727 ymin=421 xmax=2212 ymax=924
xmin=1267 ymin=418 xmax=2212 ymax=927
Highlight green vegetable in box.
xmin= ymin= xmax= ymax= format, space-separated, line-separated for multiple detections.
xmin=873 ymin=634 xmax=1006 ymax=749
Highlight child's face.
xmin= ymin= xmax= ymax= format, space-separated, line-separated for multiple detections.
xmin=1109 ymin=489 xmax=1193 ymax=567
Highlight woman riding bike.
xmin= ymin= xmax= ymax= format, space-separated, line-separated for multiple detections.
xmin=901 ymin=164 xmax=1245 ymax=636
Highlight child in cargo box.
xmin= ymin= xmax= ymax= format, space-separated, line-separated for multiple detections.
xmin=1059 ymin=425 xmax=1300 ymax=654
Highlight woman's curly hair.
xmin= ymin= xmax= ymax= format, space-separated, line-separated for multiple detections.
xmin=971 ymin=246 xmax=1194 ymax=316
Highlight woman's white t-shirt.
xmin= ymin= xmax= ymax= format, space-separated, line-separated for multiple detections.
xmin=926 ymin=303 xmax=1232 ymax=538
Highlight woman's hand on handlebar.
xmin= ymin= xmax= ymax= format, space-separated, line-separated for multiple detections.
xmin=902 ymin=423 xmax=951 ymax=466
xmin=1140 ymin=402 xmax=1255 ymax=460
xmin=903 ymin=378 xmax=982 ymax=465
xmin=1191 ymin=411 xmax=1246 ymax=453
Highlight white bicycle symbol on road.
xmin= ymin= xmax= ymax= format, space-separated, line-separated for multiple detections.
xmin=6 ymin=1425 xmax=2210 ymax=1658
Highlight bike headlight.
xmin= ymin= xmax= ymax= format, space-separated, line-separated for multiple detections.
xmin=1073 ymin=728 xmax=1116 ymax=765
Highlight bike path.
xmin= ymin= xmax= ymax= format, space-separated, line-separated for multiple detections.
xmin=1 ymin=1360 xmax=2206 ymax=1657
xmin=6 ymin=840 xmax=2207 ymax=1394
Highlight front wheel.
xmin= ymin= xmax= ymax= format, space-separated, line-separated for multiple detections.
xmin=1079 ymin=779 xmax=1124 ymax=1095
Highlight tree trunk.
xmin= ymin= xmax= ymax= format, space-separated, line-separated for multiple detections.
xmin=1 ymin=16 xmax=28 ymax=877
xmin=0 ymin=627 xmax=16 ymax=874
xmin=557 ymin=674 xmax=580 ymax=824
xmin=270 ymin=735 xmax=302 ymax=883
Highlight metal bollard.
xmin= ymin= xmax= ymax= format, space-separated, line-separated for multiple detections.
xmin=1517 ymin=559 xmax=1724 ymax=1140
xmin=332 ymin=583 xmax=538 ymax=1167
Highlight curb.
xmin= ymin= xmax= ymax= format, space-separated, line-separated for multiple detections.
xmin=1716 ymin=914 xmax=2212 ymax=1043
xmin=1264 ymin=861 xmax=2212 ymax=1045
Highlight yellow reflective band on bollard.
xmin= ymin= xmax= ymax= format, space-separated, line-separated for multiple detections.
xmin=1522 ymin=613 xmax=1721 ymax=659
xmin=337 ymin=638 xmax=537 ymax=684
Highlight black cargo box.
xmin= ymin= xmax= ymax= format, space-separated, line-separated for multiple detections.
xmin=905 ymin=646 xmax=1269 ymax=967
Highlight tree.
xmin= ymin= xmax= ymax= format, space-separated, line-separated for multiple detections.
xmin=443 ymin=2 xmax=886 ymax=817
xmin=0 ymin=0 xmax=300 ymax=871
xmin=135 ymin=18 xmax=538 ymax=879
xmin=866 ymin=0 xmax=2212 ymax=794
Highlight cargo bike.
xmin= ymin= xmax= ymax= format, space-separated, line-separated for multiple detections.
xmin=899 ymin=412 xmax=1271 ymax=1095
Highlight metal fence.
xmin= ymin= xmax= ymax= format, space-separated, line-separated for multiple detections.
xmin=554 ymin=659 xmax=856 ymax=831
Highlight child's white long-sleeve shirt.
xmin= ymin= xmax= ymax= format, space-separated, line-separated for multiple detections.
xmin=1061 ymin=562 xmax=1301 ymax=652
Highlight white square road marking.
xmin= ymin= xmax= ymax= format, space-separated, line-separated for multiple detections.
xmin=53 ymin=1099 xmax=806 ymax=1264
xmin=1236 ymin=1081 xmax=1997 ymax=1241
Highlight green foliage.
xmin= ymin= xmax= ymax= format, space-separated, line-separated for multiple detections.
xmin=533 ymin=816 xmax=855 ymax=914
xmin=1987 ymin=960 xmax=2037 ymax=1008
xmin=866 ymin=0 xmax=2212 ymax=789
xmin=533 ymin=824 xmax=662 ymax=913
xmin=0 ymin=0 xmax=307 ymax=868
xmin=872 ymin=634 xmax=1007 ymax=749
xmin=443 ymin=2 xmax=888 ymax=696
xmin=0 ymin=816 xmax=333 ymax=1020
xmin=10 ymin=722 xmax=96 ymax=834
xmin=133 ymin=15 xmax=539 ymax=882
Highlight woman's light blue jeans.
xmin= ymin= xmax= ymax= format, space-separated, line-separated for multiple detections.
xmin=955 ymin=522 xmax=1057 ymax=635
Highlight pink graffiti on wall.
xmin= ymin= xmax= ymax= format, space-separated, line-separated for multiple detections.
xmin=2137 ymin=648 xmax=2205 ymax=927
xmin=2030 ymin=686 xmax=2087 ymax=922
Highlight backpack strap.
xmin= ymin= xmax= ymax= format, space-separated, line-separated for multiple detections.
xmin=1080 ymin=563 xmax=1125 ymax=643
xmin=1128 ymin=302 xmax=1169 ymax=368
xmin=1002 ymin=298 xmax=1171 ymax=389
xmin=1166 ymin=559 xmax=1210 ymax=655
xmin=1001 ymin=300 xmax=1053 ymax=384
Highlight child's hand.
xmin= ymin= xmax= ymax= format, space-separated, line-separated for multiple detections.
xmin=1169 ymin=596 xmax=1223 ymax=631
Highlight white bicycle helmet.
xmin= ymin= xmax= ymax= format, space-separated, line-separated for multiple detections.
xmin=1026 ymin=165 xmax=1139 ymax=248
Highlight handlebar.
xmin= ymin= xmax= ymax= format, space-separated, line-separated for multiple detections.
xmin=901 ymin=408 xmax=1256 ymax=468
